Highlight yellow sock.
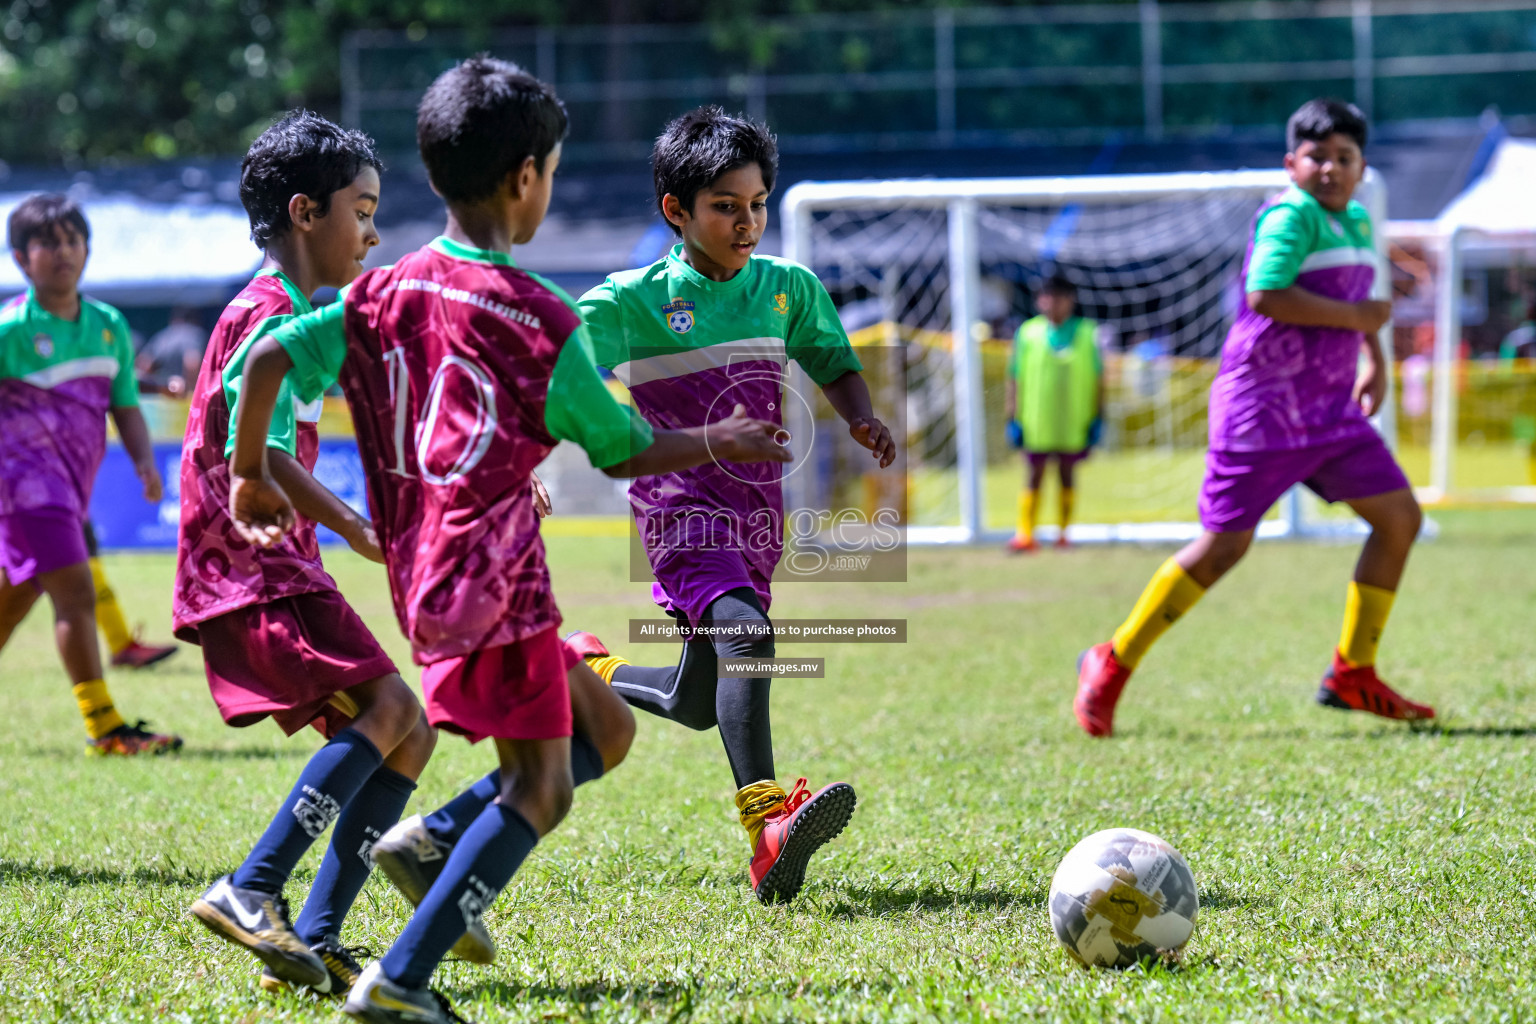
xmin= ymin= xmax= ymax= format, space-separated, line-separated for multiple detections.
xmin=735 ymin=779 xmax=787 ymax=850
xmin=1337 ymin=581 xmax=1395 ymax=668
xmin=584 ymin=654 xmax=630 ymax=685
xmin=90 ymin=557 xmax=134 ymax=656
xmin=1016 ymin=488 xmax=1039 ymax=541
xmin=1059 ymin=487 xmax=1075 ymax=532
xmin=1110 ymin=557 xmax=1208 ymax=669
xmin=73 ymin=679 xmax=125 ymax=739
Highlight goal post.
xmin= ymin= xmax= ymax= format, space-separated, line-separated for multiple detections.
xmin=782 ymin=168 xmax=1394 ymax=546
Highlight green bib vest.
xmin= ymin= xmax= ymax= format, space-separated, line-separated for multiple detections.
xmin=1012 ymin=315 xmax=1098 ymax=453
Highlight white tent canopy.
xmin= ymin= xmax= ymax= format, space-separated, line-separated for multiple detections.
xmin=0 ymin=193 xmax=259 ymax=306
xmin=1434 ymin=137 xmax=1536 ymax=239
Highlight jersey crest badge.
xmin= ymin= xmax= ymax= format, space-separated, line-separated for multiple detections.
xmin=662 ymin=298 xmax=695 ymax=334
xmin=32 ymin=333 xmax=52 ymax=358
xmin=773 ymin=292 xmax=788 ymax=316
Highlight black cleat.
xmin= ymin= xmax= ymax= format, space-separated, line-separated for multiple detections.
xmin=190 ymin=875 xmax=327 ymax=987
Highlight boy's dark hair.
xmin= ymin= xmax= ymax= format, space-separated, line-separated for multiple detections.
xmin=416 ymin=55 xmax=568 ymax=204
xmin=241 ymin=110 xmax=382 ymax=248
xmin=652 ymin=106 xmax=778 ymax=233
xmin=7 ymin=193 xmax=90 ymax=252
xmin=1287 ymin=98 xmax=1368 ymax=153
xmin=1040 ymin=273 xmax=1077 ymax=300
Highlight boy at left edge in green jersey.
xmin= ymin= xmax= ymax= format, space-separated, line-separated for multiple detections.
xmin=0 ymin=193 xmax=181 ymax=755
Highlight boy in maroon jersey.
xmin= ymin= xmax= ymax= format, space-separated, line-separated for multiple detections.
xmin=182 ymin=113 xmax=439 ymax=997
xmin=227 ymin=59 xmax=791 ymax=1022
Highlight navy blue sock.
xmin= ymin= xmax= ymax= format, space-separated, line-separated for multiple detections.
xmin=232 ymin=728 xmax=384 ymax=894
xmin=294 ymin=765 xmax=416 ymax=946
xmin=380 ymin=803 xmax=538 ymax=990
xmin=422 ymin=733 xmax=603 ymax=845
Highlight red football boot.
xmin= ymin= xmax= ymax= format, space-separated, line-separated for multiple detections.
xmin=747 ymin=778 xmax=857 ymax=905
xmin=1316 ymin=652 xmax=1435 ymax=722
xmin=1007 ymin=536 xmax=1039 ymax=554
xmin=563 ymin=630 xmax=609 ymax=660
xmin=111 ymin=637 xmax=178 ymax=669
xmin=1053 ymin=534 xmax=1071 ymax=550
xmin=1074 ymin=641 xmax=1132 ymax=738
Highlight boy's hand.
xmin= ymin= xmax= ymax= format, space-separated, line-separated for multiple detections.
xmin=706 ymin=403 xmax=794 ymax=464
xmin=135 ymin=459 xmax=164 ymax=504
xmin=1353 ymin=299 xmax=1393 ymax=335
xmin=230 ymin=474 xmax=296 ymax=549
xmin=849 ymin=416 xmax=896 ymax=468
xmin=531 ymin=471 xmax=552 ymax=518
xmin=1005 ymin=419 xmax=1024 ymax=450
xmin=343 ymin=517 xmax=385 ymax=564
xmin=1353 ymin=353 xmax=1388 ymax=417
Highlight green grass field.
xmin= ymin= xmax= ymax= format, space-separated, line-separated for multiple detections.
xmin=3 ymin=512 xmax=1535 ymax=1022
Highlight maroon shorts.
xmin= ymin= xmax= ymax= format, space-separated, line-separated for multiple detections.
xmin=197 ymin=591 xmax=398 ymax=738
xmin=1026 ymin=450 xmax=1088 ymax=473
xmin=422 ymin=626 xmax=581 ymax=744
xmin=1198 ymin=432 xmax=1411 ymax=534
xmin=0 ymin=506 xmax=88 ymax=585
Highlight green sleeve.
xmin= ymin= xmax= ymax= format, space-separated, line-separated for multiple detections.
xmin=545 ymin=324 xmax=655 ymax=468
xmin=107 ymin=309 xmax=140 ymax=407
xmin=269 ymin=299 xmax=348 ymax=403
xmin=221 ymin=315 xmax=301 ymax=458
xmin=576 ymin=279 xmax=626 ymax=371
xmin=787 ymin=265 xmax=863 ymax=387
xmin=1246 ymin=203 xmax=1313 ymax=293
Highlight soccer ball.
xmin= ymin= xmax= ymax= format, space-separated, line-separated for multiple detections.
xmin=1047 ymin=827 xmax=1199 ymax=968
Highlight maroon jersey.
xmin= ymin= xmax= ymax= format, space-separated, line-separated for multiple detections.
xmin=273 ymin=237 xmax=649 ymax=665
xmin=172 ymin=271 xmax=336 ymax=641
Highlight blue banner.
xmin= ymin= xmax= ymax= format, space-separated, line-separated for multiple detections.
xmin=88 ymin=439 xmax=369 ymax=550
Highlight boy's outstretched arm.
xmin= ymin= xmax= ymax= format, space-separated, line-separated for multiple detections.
xmin=820 ymin=370 xmax=896 ymax=468
xmin=599 ymin=404 xmax=791 ymax=479
xmin=268 ymin=450 xmax=383 ymax=562
xmin=109 ymin=405 xmax=164 ymax=503
xmin=228 ymin=337 xmax=298 ymax=547
xmin=1247 ymin=288 xmax=1391 ymax=333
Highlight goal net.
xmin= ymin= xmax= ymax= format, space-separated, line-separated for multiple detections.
xmin=782 ymin=169 xmax=1392 ymax=544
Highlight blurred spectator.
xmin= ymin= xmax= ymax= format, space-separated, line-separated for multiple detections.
xmin=1498 ymin=300 xmax=1536 ymax=362
xmin=136 ymin=307 xmax=207 ymax=396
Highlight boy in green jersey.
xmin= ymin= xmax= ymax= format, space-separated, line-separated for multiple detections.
xmin=0 ymin=194 xmax=181 ymax=755
xmin=1004 ymin=274 xmax=1103 ymax=552
xmin=569 ymin=107 xmax=895 ymax=904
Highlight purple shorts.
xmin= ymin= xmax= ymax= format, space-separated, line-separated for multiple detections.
xmin=0 ymin=506 xmax=89 ymax=585
xmin=1198 ymin=433 xmax=1410 ymax=533
xmin=1026 ymin=450 xmax=1087 ymax=473
xmin=197 ymin=591 xmax=398 ymax=738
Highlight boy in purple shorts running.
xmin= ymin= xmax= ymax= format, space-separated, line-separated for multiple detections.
xmin=0 ymin=194 xmax=181 ymax=756
xmin=227 ymin=60 xmax=790 ymax=1023
xmin=567 ymin=106 xmax=895 ymax=905
xmin=183 ymin=112 xmax=440 ymax=999
xmin=1074 ymin=98 xmax=1434 ymax=737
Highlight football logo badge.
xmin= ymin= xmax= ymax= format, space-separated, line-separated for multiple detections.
xmin=662 ymin=298 xmax=695 ymax=334
xmin=33 ymin=333 xmax=53 ymax=358
xmin=773 ymin=292 xmax=789 ymax=315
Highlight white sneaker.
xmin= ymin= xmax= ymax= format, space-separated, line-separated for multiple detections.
xmin=370 ymin=815 xmax=496 ymax=964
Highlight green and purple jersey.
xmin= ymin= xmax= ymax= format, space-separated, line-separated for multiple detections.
xmin=1210 ymin=186 xmax=1379 ymax=452
xmin=580 ymin=244 xmax=862 ymax=624
xmin=0 ymin=289 xmax=137 ymax=518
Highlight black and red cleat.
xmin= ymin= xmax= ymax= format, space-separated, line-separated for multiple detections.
xmin=111 ymin=638 xmax=178 ymax=669
xmin=749 ymin=778 xmax=856 ymax=905
xmin=1074 ymin=641 xmax=1132 ymax=738
xmin=1316 ymin=652 xmax=1435 ymax=722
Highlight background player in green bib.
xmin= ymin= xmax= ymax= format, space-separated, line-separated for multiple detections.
xmin=1004 ymin=274 xmax=1103 ymax=552
xmin=570 ymin=107 xmax=895 ymax=904
xmin=0 ymin=194 xmax=181 ymax=756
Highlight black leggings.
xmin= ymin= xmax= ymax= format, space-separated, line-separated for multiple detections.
xmin=610 ymin=587 xmax=775 ymax=789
